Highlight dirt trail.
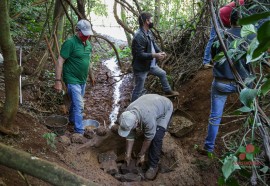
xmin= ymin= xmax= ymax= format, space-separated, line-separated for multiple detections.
xmin=0 ymin=63 xmax=241 ymax=185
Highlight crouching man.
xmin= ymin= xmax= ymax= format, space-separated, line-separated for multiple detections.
xmin=118 ymin=94 xmax=173 ymax=180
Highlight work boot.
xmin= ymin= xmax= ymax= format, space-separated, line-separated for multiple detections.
xmin=145 ymin=167 xmax=159 ymax=180
xmin=165 ymin=90 xmax=179 ymax=97
xmin=203 ymin=64 xmax=213 ymax=69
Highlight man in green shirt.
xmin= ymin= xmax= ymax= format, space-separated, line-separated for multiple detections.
xmin=54 ymin=19 xmax=94 ymax=140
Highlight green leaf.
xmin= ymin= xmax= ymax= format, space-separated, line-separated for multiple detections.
xmin=253 ymin=40 xmax=270 ymax=58
xmin=222 ymin=155 xmax=241 ymax=181
xmin=218 ymin=176 xmax=225 ymax=185
xmin=213 ymin=52 xmax=224 ymax=61
xmin=261 ymin=79 xmax=270 ymax=96
xmin=253 ymin=21 xmax=270 ymax=58
xmin=239 ymin=88 xmax=258 ymax=108
xmin=244 ymin=76 xmax=256 ymax=85
xmin=239 ymin=12 xmax=270 ymax=25
xmin=257 ymin=21 xmax=270 ymax=43
xmin=239 ymin=146 xmax=246 ymax=153
xmin=231 ymin=109 xmax=243 ymax=115
xmin=260 ymin=166 xmax=269 ymax=174
xmin=246 ymin=38 xmax=264 ymax=63
xmin=241 ymin=24 xmax=256 ymax=37
xmin=237 ymin=106 xmax=253 ymax=113
xmin=246 ymin=153 xmax=253 ymax=161
xmin=230 ymin=38 xmax=245 ymax=49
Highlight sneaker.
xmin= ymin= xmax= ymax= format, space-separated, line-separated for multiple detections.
xmin=145 ymin=167 xmax=159 ymax=180
xmin=197 ymin=147 xmax=214 ymax=158
xmin=203 ymin=64 xmax=213 ymax=69
xmin=164 ymin=90 xmax=179 ymax=97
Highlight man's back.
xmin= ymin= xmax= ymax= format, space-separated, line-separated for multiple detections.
xmin=212 ymin=27 xmax=251 ymax=80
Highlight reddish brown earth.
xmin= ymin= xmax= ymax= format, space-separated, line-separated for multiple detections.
xmin=0 ymin=62 xmax=242 ymax=185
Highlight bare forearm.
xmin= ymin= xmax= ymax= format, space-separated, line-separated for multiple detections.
xmin=139 ymin=139 xmax=152 ymax=156
xmin=55 ymin=56 xmax=64 ymax=80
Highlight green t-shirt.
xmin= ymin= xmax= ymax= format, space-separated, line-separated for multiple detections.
xmin=60 ymin=35 xmax=92 ymax=84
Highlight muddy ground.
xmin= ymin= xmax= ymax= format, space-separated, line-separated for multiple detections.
xmin=0 ymin=60 xmax=242 ymax=185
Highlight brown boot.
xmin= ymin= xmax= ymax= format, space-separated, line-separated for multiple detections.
xmin=145 ymin=167 xmax=159 ymax=180
xmin=165 ymin=90 xmax=179 ymax=97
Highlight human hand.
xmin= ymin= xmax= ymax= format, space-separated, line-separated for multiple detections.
xmin=161 ymin=52 xmax=167 ymax=58
xmin=136 ymin=153 xmax=145 ymax=166
xmin=54 ymin=81 xmax=63 ymax=93
xmin=154 ymin=52 xmax=166 ymax=61
xmin=125 ymin=155 xmax=131 ymax=166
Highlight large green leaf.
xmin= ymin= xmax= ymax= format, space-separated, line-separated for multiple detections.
xmin=246 ymin=38 xmax=264 ymax=63
xmin=239 ymin=12 xmax=270 ymax=25
xmin=222 ymin=155 xmax=241 ymax=180
xmin=241 ymin=24 xmax=256 ymax=37
xmin=239 ymin=88 xmax=258 ymax=108
xmin=253 ymin=21 xmax=270 ymax=58
xmin=261 ymin=78 xmax=270 ymax=96
xmin=253 ymin=41 xmax=270 ymax=58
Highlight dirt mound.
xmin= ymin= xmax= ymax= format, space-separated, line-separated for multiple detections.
xmin=155 ymin=133 xmax=202 ymax=186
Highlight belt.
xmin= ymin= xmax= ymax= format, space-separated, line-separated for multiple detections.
xmin=215 ymin=77 xmax=236 ymax=84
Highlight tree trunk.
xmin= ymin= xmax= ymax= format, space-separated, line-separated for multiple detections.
xmin=53 ymin=0 xmax=68 ymax=51
xmin=113 ymin=1 xmax=134 ymax=35
xmin=77 ymin=0 xmax=86 ymax=19
xmin=121 ymin=6 xmax=132 ymax=46
xmin=154 ymin=0 xmax=161 ymax=28
xmin=0 ymin=0 xmax=20 ymax=133
xmin=0 ymin=143 xmax=98 ymax=186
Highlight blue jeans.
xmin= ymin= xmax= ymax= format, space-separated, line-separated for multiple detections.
xmin=67 ymin=84 xmax=86 ymax=134
xmin=203 ymin=22 xmax=217 ymax=65
xmin=204 ymin=80 xmax=238 ymax=152
xmin=131 ymin=66 xmax=171 ymax=101
xmin=148 ymin=126 xmax=166 ymax=168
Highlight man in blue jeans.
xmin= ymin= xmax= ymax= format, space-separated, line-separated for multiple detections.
xmin=54 ymin=19 xmax=94 ymax=142
xmin=131 ymin=12 xmax=179 ymax=101
xmin=118 ymin=94 xmax=173 ymax=180
xmin=203 ymin=10 xmax=253 ymax=153
xmin=203 ymin=0 xmax=244 ymax=69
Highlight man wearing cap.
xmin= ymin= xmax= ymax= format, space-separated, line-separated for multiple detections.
xmin=54 ymin=19 xmax=94 ymax=141
xmin=118 ymin=94 xmax=173 ymax=180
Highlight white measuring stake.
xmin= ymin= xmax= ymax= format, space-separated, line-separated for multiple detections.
xmin=19 ymin=47 xmax=22 ymax=104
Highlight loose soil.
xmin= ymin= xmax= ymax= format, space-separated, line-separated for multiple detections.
xmin=0 ymin=62 xmax=242 ymax=185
